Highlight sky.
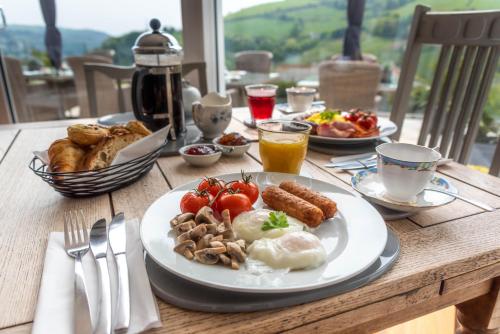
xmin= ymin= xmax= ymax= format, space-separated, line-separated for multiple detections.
xmin=1 ymin=0 xmax=279 ymax=36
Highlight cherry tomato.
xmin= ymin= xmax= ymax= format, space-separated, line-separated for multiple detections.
xmin=357 ymin=115 xmax=377 ymax=130
xmin=197 ymin=177 xmax=225 ymax=197
xmin=180 ymin=191 xmax=213 ymax=214
xmin=228 ymin=175 xmax=259 ymax=204
xmin=345 ymin=109 xmax=361 ymax=122
xmin=217 ymin=193 xmax=252 ymax=219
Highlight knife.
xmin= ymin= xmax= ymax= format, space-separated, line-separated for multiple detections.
xmin=109 ymin=212 xmax=130 ymax=331
xmin=90 ymin=219 xmax=112 ymax=334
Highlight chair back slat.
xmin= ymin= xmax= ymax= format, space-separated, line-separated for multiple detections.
xmin=449 ymin=46 xmax=490 ymax=159
xmin=390 ymin=5 xmax=500 ymax=172
xmin=417 ymin=45 xmax=451 ymax=146
xmin=428 ymin=46 xmax=464 ymax=148
xmin=460 ymin=46 xmax=500 ymax=162
xmin=439 ymin=46 xmax=477 ymax=156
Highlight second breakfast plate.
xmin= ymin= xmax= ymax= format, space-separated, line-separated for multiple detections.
xmin=141 ymin=172 xmax=388 ymax=293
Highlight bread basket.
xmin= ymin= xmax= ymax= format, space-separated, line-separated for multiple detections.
xmin=29 ymin=139 xmax=168 ymax=197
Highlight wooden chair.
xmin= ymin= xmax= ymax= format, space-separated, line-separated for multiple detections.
xmin=182 ymin=62 xmax=208 ymax=96
xmin=66 ymin=55 xmax=119 ymax=118
xmin=490 ymin=140 xmax=500 ymax=176
xmin=318 ymin=60 xmax=381 ymax=110
xmin=390 ymin=5 xmax=500 ymax=164
xmin=234 ymin=51 xmax=273 ymax=73
xmin=83 ymin=63 xmax=135 ymax=117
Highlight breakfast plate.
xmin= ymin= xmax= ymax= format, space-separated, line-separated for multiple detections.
xmin=351 ymin=168 xmax=457 ymax=213
xmin=141 ymin=172 xmax=387 ymax=293
xmin=308 ymin=118 xmax=398 ymax=145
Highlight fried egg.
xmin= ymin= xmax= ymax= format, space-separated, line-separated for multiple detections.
xmin=233 ymin=209 xmax=306 ymax=243
xmin=247 ymin=231 xmax=326 ymax=270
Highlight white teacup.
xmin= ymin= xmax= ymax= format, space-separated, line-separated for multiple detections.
xmin=192 ymin=92 xmax=232 ymax=139
xmin=376 ymin=143 xmax=441 ymax=202
xmin=286 ymin=87 xmax=315 ymax=112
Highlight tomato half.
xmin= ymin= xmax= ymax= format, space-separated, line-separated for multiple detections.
xmin=180 ymin=191 xmax=213 ymax=214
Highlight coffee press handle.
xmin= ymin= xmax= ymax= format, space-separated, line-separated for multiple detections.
xmin=131 ymin=68 xmax=149 ymax=122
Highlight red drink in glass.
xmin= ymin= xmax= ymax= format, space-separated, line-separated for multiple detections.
xmin=245 ymin=84 xmax=278 ymax=121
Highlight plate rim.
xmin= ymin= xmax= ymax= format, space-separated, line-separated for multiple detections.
xmin=140 ymin=172 xmax=388 ymax=293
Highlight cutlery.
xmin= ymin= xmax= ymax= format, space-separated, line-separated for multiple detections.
xmin=109 ymin=212 xmax=130 ymax=331
xmin=424 ymin=188 xmax=495 ymax=212
xmin=90 ymin=219 xmax=112 ymax=334
xmin=63 ymin=211 xmax=93 ymax=334
xmin=329 ymin=153 xmax=376 ymax=165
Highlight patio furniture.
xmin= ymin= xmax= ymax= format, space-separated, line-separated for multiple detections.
xmin=66 ymin=55 xmax=119 ymax=118
xmin=1 ymin=107 xmax=499 ymax=333
xmin=234 ymin=51 xmax=273 ymax=74
xmin=84 ymin=63 xmax=135 ymax=117
xmin=318 ymin=60 xmax=381 ymax=110
xmin=182 ymin=62 xmax=208 ymax=96
xmin=490 ymin=139 xmax=500 ymax=176
xmin=390 ymin=5 xmax=500 ymax=164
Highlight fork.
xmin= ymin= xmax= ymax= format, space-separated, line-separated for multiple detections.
xmin=64 ymin=211 xmax=93 ymax=334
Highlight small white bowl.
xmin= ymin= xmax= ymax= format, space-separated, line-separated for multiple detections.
xmin=213 ymin=136 xmax=251 ymax=157
xmin=179 ymin=144 xmax=222 ymax=167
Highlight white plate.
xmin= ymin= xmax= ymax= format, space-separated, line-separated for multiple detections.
xmin=141 ymin=172 xmax=388 ymax=293
xmin=308 ymin=118 xmax=398 ymax=145
xmin=351 ymin=168 xmax=457 ymax=213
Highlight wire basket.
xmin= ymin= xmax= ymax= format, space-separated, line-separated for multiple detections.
xmin=29 ymin=141 xmax=168 ymax=198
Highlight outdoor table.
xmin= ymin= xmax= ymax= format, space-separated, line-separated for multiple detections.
xmin=0 ymin=111 xmax=499 ymax=333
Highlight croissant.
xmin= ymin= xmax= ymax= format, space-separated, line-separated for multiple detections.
xmin=48 ymin=138 xmax=86 ymax=173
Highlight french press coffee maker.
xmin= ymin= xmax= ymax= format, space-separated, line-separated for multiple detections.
xmin=131 ymin=18 xmax=185 ymax=139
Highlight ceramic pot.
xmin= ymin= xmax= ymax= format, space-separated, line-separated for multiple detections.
xmin=192 ymin=93 xmax=232 ymax=139
xmin=182 ymin=80 xmax=201 ymax=121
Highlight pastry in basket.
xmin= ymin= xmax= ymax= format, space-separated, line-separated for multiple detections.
xmin=83 ymin=124 xmax=149 ymax=170
xmin=48 ymin=138 xmax=87 ymax=173
xmin=67 ymin=124 xmax=110 ymax=146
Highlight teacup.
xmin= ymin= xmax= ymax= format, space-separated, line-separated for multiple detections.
xmin=286 ymin=87 xmax=316 ymax=112
xmin=376 ymin=143 xmax=441 ymax=202
xmin=192 ymin=92 xmax=232 ymax=139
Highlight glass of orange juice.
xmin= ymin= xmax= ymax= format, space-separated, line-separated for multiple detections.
xmin=257 ymin=120 xmax=312 ymax=174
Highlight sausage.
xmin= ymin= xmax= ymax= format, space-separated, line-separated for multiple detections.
xmin=261 ymin=186 xmax=324 ymax=228
xmin=279 ymin=181 xmax=337 ymax=219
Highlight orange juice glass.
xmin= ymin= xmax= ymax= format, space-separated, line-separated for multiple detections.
xmin=257 ymin=120 xmax=312 ymax=174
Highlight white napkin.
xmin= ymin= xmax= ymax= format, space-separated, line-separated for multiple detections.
xmin=32 ymin=219 xmax=162 ymax=334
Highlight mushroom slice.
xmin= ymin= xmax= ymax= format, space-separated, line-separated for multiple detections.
xmin=194 ymin=248 xmax=220 ymax=265
xmin=174 ymin=240 xmax=196 ymax=260
xmin=209 ymin=241 xmax=226 ymax=251
xmin=170 ymin=212 xmax=195 ymax=228
xmin=230 ymin=255 xmax=240 ymax=270
xmin=235 ymin=239 xmax=246 ymax=251
xmin=227 ymin=242 xmax=246 ymax=262
xmin=221 ymin=209 xmax=232 ymax=228
xmin=219 ymin=253 xmax=231 ymax=266
xmin=195 ymin=206 xmax=220 ymax=225
xmin=205 ymin=223 xmax=218 ymax=235
xmin=211 ymin=235 xmax=224 ymax=242
xmin=174 ymin=220 xmax=196 ymax=235
xmin=196 ymin=234 xmax=213 ymax=250
xmin=189 ymin=224 xmax=207 ymax=241
xmin=177 ymin=230 xmax=191 ymax=243
xmin=223 ymin=230 xmax=236 ymax=241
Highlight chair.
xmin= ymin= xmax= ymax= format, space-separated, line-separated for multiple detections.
xmin=490 ymin=140 xmax=500 ymax=176
xmin=66 ymin=55 xmax=120 ymax=118
xmin=390 ymin=5 xmax=500 ymax=164
xmin=182 ymin=62 xmax=208 ymax=96
xmin=318 ymin=60 xmax=381 ymax=110
xmin=84 ymin=63 xmax=135 ymax=117
xmin=234 ymin=51 xmax=273 ymax=73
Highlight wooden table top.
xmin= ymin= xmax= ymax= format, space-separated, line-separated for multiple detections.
xmin=0 ymin=114 xmax=499 ymax=333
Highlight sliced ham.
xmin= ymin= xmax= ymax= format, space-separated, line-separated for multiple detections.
xmin=316 ymin=122 xmax=356 ymax=138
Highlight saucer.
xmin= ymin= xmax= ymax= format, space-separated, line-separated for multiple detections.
xmin=351 ymin=168 xmax=457 ymax=213
xmin=276 ymin=103 xmax=325 ymax=115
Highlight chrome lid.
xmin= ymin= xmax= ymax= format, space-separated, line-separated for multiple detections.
xmin=132 ymin=18 xmax=183 ymax=66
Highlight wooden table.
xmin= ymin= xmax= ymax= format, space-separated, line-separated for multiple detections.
xmin=1 ymin=115 xmax=500 ymax=334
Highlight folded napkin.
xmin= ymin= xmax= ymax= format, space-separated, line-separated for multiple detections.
xmin=33 ymin=219 xmax=162 ymax=334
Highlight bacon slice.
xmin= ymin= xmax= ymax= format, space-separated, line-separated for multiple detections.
xmin=316 ymin=122 xmax=356 ymax=138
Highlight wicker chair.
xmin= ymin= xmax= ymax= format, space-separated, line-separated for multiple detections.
xmin=318 ymin=60 xmax=381 ymax=110
xmin=235 ymin=51 xmax=273 ymax=73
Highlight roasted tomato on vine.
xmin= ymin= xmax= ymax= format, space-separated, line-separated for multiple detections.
xmin=180 ymin=190 xmax=213 ymax=214
xmin=197 ymin=177 xmax=225 ymax=197
xmin=356 ymin=113 xmax=378 ymax=131
xmin=217 ymin=192 xmax=252 ymax=219
xmin=227 ymin=171 xmax=259 ymax=204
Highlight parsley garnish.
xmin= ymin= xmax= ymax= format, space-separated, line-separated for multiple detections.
xmin=261 ymin=211 xmax=289 ymax=231
xmin=319 ymin=110 xmax=340 ymax=121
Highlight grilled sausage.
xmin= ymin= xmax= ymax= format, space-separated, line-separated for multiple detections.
xmin=261 ymin=186 xmax=324 ymax=228
xmin=279 ymin=181 xmax=337 ymax=219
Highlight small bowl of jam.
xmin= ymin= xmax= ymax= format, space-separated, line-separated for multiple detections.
xmin=213 ymin=132 xmax=251 ymax=157
xmin=179 ymin=144 xmax=222 ymax=167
